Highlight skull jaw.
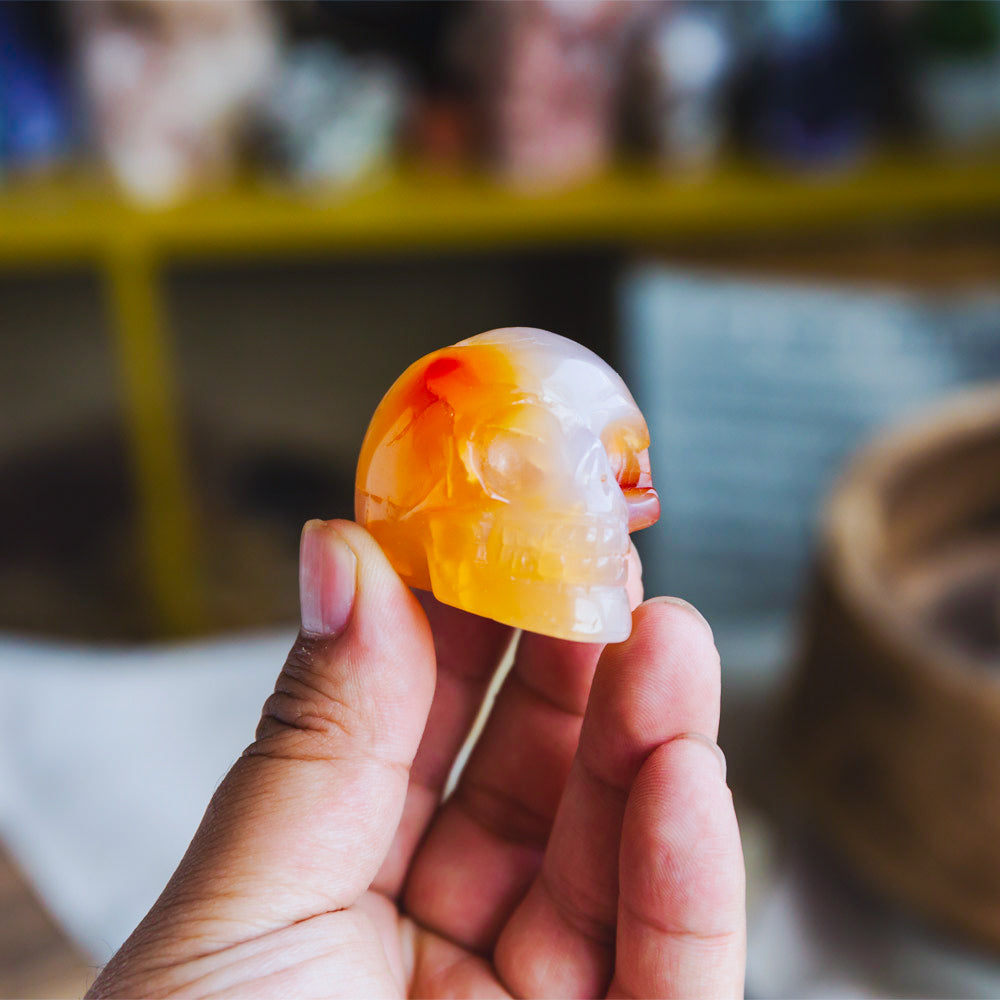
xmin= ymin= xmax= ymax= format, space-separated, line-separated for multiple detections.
xmin=424 ymin=511 xmax=633 ymax=643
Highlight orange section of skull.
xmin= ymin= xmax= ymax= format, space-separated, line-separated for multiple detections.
xmin=355 ymin=327 xmax=659 ymax=642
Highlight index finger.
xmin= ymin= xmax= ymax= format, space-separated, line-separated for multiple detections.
xmin=401 ymin=545 xmax=644 ymax=948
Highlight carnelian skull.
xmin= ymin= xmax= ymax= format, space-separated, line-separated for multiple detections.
xmin=355 ymin=327 xmax=659 ymax=642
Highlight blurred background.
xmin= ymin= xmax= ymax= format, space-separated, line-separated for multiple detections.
xmin=1 ymin=0 xmax=1000 ymax=995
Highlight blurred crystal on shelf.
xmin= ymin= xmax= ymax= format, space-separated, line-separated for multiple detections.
xmin=625 ymin=4 xmax=733 ymax=171
xmin=0 ymin=1 xmax=74 ymax=178
xmin=457 ymin=0 xmax=640 ymax=190
xmin=728 ymin=0 xmax=879 ymax=169
xmin=254 ymin=41 xmax=406 ymax=189
xmin=70 ymin=0 xmax=278 ymax=205
xmin=912 ymin=0 xmax=1000 ymax=152
xmin=14 ymin=0 xmax=1000 ymax=197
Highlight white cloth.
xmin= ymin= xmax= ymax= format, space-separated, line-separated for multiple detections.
xmin=0 ymin=630 xmax=291 ymax=961
xmin=4 ymin=629 xmax=1000 ymax=995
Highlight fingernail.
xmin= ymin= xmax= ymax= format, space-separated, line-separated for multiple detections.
xmin=675 ymin=731 xmax=727 ymax=782
xmin=299 ymin=520 xmax=358 ymax=636
xmin=648 ymin=595 xmax=714 ymax=639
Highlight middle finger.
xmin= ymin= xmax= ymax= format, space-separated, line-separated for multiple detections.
xmin=402 ymin=546 xmax=644 ymax=951
xmin=403 ymin=630 xmax=604 ymax=951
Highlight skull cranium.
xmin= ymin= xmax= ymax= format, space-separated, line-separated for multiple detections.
xmin=355 ymin=327 xmax=658 ymax=641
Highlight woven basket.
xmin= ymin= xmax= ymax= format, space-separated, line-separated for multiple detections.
xmin=783 ymin=383 xmax=1000 ymax=949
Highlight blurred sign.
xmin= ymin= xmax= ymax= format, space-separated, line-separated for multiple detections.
xmin=622 ymin=265 xmax=1000 ymax=677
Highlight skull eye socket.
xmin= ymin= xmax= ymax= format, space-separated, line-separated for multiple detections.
xmin=469 ymin=404 xmax=563 ymax=503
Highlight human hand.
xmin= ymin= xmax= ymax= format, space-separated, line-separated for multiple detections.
xmin=88 ymin=519 xmax=744 ymax=999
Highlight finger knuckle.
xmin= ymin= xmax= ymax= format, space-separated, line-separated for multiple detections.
xmin=252 ymin=638 xmax=363 ymax=747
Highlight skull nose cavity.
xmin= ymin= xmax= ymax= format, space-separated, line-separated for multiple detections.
xmin=609 ymin=444 xmax=658 ymax=532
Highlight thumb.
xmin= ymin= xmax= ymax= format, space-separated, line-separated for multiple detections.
xmin=139 ymin=520 xmax=436 ymax=944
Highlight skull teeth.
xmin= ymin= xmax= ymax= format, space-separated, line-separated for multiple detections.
xmin=498 ymin=519 xmax=628 ymax=552
xmin=493 ymin=518 xmax=628 ymax=585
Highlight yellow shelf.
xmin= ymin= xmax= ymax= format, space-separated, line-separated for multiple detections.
xmin=3 ymin=156 xmax=1000 ymax=265
xmin=4 ymin=156 xmax=998 ymax=637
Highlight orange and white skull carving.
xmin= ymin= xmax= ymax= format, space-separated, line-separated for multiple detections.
xmin=355 ymin=327 xmax=659 ymax=642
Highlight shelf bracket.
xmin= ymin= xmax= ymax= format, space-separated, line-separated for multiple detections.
xmin=103 ymin=241 xmax=204 ymax=635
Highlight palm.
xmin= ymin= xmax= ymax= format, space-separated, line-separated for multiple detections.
xmin=218 ymin=599 xmax=737 ymax=999
xmin=348 ymin=896 xmax=511 ymax=997
xmin=89 ymin=528 xmax=743 ymax=999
